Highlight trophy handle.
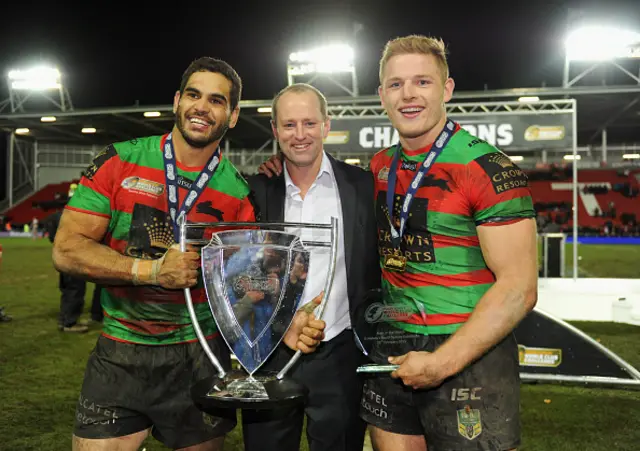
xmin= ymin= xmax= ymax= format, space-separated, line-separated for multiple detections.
xmin=179 ymin=216 xmax=227 ymax=379
xmin=276 ymin=216 xmax=339 ymax=380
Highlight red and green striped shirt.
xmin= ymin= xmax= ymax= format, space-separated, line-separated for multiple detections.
xmin=370 ymin=124 xmax=535 ymax=335
xmin=66 ymin=134 xmax=255 ymax=345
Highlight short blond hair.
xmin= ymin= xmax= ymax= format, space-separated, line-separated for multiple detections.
xmin=379 ymin=35 xmax=449 ymax=83
xmin=271 ymin=83 xmax=328 ymax=123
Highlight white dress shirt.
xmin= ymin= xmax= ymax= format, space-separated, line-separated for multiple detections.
xmin=283 ymin=152 xmax=350 ymax=342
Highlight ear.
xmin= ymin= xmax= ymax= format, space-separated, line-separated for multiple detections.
xmin=443 ymin=77 xmax=455 ymax=103
xmin=378 ymin=85 xmax=387 ymax=111
xmin=322 ymin=116 xmax=331 ymax=140
xmin=270 ymin=119 xmax=278 ymax=140
xmin=228 ymin=106 xmax=240 ymax=129
xmin=173 ymin=91 xmax=180 ymax=114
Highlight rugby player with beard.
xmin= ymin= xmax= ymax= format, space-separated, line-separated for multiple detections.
xmin=53 ymin=57 xmax=325 ymax=451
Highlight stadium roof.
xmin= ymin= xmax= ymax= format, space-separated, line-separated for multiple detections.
xmin=1 ymin=85 xmax=640 ymax=148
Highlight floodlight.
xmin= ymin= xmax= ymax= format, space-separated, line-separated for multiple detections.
xmin=288 ymin=44 xmax=354 ymax=74
xmin=257 ymin=107 xmax=272 ymax=113
xmin=8 ymin=66 xmax=62 ymax=91
xmin=144 ymin=111 xmax=161 ymax=117
xmin=82 ymin=127 xmax=96 ymax=134
xmin=344 ymin=158 xmax=361 ymax=165
xmin=563 ymin=154 xmax=581 ymax=160
xmin=40 ymin=116 xmax=56 ymax=122
xmin=565 ymin=25 xmax=640 ymax=61
xmin=623 ymin=153 xmax=640 ymax=159
xmin=518 ymin=96 xmax=540 ymax=103
xmin=509 ymin=155 xmax=524 ymax=162
xmin=15 ymin=128 xmax=29 ymax=134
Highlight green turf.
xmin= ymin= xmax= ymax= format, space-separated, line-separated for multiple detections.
xmin=1 ymin=238 xmax=639 ymax=450
xmin=564 ymin=244 xmax=640 ymax=278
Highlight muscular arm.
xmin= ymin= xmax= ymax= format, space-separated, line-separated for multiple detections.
xmin=435 ymin=218 xmax=538 ymax=376
xmin=52 ymin=209 xmax=135 ymax=285
xmin=52 ymin=209 xmax=198 ymax=288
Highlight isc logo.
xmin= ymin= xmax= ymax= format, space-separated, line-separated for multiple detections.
xmin=451 ymin=387 xmax=482 ymax=401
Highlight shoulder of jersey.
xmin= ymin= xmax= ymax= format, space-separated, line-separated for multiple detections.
xmin=451 ymin=127 xmax=505 ymax=164
xmin=371 ymin=145 xmax=395 ymax=165
xmin=225 ymin=159 xmax=251 ymax=189
xmin=111 ymin=135 xmax=162 ymax=159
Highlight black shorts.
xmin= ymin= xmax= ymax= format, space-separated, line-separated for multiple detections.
xmin=74 ymin=334 xmax=237 ymax=448
xmin=360 ymin=331 xmax=521 ymax=451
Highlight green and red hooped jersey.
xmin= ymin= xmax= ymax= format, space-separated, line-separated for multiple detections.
xmin=66 ymin=134 xmax=255 ymax=345
xmin=370 ymin=123 xmax=535 ymax=335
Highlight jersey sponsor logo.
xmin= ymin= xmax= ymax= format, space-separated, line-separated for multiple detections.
xmin=125 ymin=204 xmax=175 ymax=259
xmin=376 ymin=192 xmax=435 ymax=264
xmin=400 ymin=160 xmax=418 ymax=171
xmin=457 ymin=405 xmax=482 ymax=441
xmin=361 ymin=388 xmax=389 ymax=419
xmin=196 ymin=201 xmax=225 ymax=221
xmin=451 ymin=387 xmax=482 ymax=401
xmin=177 ymin=175 xmax=193 ymax=189
xmin=84 ymin=145 xmax=117 ymax=180
xmin=474 ymin=152 xmax=528 ymax=194
xmin=121 ymin=176 xmax=164 ymax=197
xmin=377 ymin=166 xmax=389 ymax=182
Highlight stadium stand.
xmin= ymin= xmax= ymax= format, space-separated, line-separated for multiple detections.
xmin=1 ymin=180 xmax=77 ymax=230
xmin=1 ymin=168 xmax=639 ymax=236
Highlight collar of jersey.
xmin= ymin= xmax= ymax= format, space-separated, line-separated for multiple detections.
xmin=397 ymin=121 xmax=461 ymax=158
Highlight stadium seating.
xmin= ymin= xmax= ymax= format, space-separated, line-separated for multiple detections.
xmin=2 ymin=181 xmax=76 ymax=227
xmin=2 ymin=169 xmax=639 ymax=234
xmin=530 ymin=168 xmax=640 ymax=234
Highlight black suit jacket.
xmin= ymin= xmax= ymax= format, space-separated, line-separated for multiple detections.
xmin=247 ymin=154 xmax=381 ymax=329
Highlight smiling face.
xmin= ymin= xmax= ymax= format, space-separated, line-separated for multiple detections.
xmin=172 ymin=70 xmax=239 ymax=149
xmin=379 ymin=53 xmax=454 ymax=147
xmin=272 ymin=89 xmax=329 ymax=169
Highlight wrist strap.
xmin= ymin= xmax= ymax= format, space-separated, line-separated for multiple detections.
xmin=131 ymin=250 xmax=169 ymax=285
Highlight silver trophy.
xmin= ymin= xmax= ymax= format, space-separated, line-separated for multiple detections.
xmin=179 ymin=218 xmax=338 ymax=410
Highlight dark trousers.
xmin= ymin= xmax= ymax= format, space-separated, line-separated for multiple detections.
xmin=90 ymin=285 xmax=104 ymax=322
xmin=242 ymin=329 xmax=367 ymax=451
xmin=58 ymin=272 xmax=86 ymax=327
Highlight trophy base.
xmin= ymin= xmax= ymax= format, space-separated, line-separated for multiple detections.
xmin=191 ymin=370 xmax=307 ymax=411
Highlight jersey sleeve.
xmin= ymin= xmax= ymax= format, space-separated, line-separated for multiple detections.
xmin=66 ymin=144 xmax=119 ymax=218
xmin=465 ymin=151 xmax=536 ymax=226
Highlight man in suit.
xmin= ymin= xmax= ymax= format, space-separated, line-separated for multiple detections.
xmin=242 ymin=83 xmax=380 ymax=451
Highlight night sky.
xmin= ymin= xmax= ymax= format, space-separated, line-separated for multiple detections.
xmin=1 ymin=0 xmax=638 ymax=109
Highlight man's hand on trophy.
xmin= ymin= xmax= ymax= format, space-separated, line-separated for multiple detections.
xmin=155 ymin=244 xmax=200 ymax=289
xmin=257 ymin=154 xmax=283 ymax=178
xmin=283 ymin=292 xmax=326 ymax=354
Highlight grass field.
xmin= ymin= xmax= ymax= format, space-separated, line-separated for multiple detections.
xmin=1 ymin=238 xmax=639 ymax=451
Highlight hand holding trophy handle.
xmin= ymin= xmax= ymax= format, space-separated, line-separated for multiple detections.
xmin=276 ymin=216 xmax=339 ymax=380
xmin=179 ymin=214 xmax=227 ymax=379
xmin=283 ymin=293 xmax=326 ymax=354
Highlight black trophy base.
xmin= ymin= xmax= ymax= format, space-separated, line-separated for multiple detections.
xmin=191 ymin=370 xmax=307 ymax=411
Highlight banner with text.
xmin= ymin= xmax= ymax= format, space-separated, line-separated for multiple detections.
xmin=324 ymin=113 xmax=573 ymax=152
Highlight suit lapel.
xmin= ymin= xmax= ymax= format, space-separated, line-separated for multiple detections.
xmin=267 ymin=175 xmax=286 ymax=222
xmin=329 ymin=155 xmax=356 ymax=283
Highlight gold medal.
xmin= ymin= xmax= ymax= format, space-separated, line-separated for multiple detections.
xmin=383 ymin=253 xmax=407 ymax=272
